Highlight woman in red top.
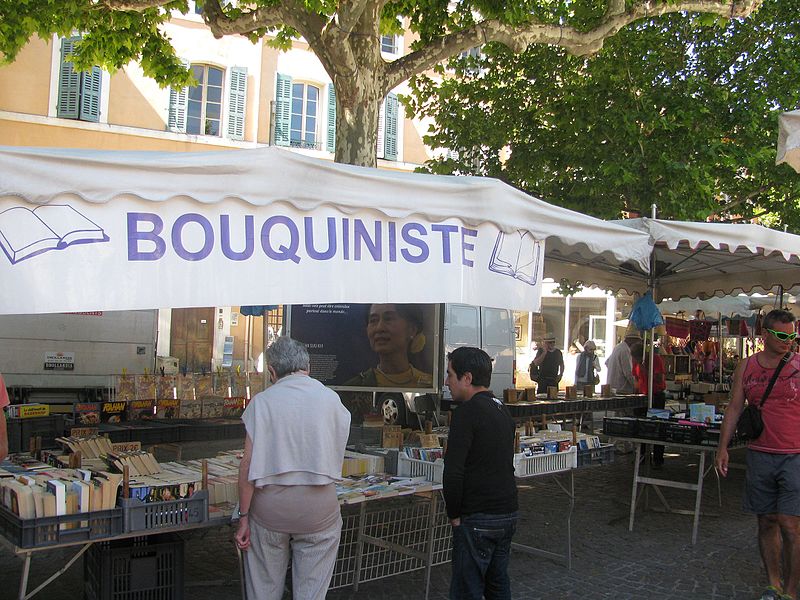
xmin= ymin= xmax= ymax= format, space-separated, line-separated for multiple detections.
xmin=631 ymin=343 xmax=667 ymax=466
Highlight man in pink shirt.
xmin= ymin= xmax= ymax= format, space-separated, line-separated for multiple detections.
xmin=0 ymin=374 xmax=9 ymax=461
xmin=717 ymin=309 xmax=800 ymax=600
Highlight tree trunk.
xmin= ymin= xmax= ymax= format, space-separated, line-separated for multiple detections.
xmin=331 ymin=71 xmax=384 ymax=168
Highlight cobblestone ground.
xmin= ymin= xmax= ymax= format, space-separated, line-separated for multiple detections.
xmin=0 ymin=444 xmax=771 ymax=600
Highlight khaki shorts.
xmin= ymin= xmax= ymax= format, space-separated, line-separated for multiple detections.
xmin=744 ymin=449 xmax=800 ymax=516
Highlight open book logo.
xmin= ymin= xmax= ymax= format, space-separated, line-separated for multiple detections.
xmin=0 ymin=205 xmax=109 ymax=265
xmin=488 ymin=230 xmax=542 ymax=286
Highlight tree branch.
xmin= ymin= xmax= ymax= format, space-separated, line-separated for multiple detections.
xmin=202 ymin=0 xmax=325 ymax=39
xmin=336 ymin=0 xmax=383 ymax=33
xmin=387 ymin=0 xmax=761 ymax=89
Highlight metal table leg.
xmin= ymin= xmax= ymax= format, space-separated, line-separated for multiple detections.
xmin=422 ymin=492 xmax=439 ymax=600
xmin=692 ymin=452 xmax=705 ymax=545
xmin=629 ymin=444 xmax=642 ymax=532
xmin=352 ymin=502 xmax=367 ymax=592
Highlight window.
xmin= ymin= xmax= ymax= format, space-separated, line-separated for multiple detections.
xmin=381 ymin=35 xmax=399 ymax=54
xmin=168 ymin=64 xmax=247 ymax=140
xmin=187 ymin=64 xmax=223 ymax=136
xmin=290 ymin=82 xmax=319 ymax=148
xmin=57 ymin=37 xmax=102 ymax=122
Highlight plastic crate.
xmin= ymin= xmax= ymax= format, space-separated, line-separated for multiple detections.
xmin=602 ymin=417 xmax=638 ymax=438
xmin=0 ymin=504 xmax=122 ymax=549
xmin=397 ymin=454 xmax=444 ymax=483
xmin=636 ymin=419 xmax=667 ymax=441
xmin=577 ymin=444 xmax=616 ymax=468
xmin=85 ymin=533 xmax=184 ymax=600
xmin=6 ymin=415 xmax=65 ymax=453
xmin=513 ymin=446 xmax=577 ymax=478
xmin=121 ymin=490 xmax=208 ymax=533
xmin=663 ymin=423 xmax=704 ymax=445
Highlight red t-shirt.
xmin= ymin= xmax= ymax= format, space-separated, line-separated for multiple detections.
xmin=0 ymin=374 xmax=9 ymax=410
xmin=745 ymin=353 xmax=800 ymax=453
xmin=632 ymin=355 xmax=666 ymax=396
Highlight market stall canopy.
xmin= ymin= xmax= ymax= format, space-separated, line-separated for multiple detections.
xmin=549 ymin=217 xmax=800 ymax=301
xmin=657 ymin=296 xmax=757 ymax=318
xmin=0 ymin=145 xmax=651 ymax=315
xmin=777 ymin=109 xmax=800 ymax=173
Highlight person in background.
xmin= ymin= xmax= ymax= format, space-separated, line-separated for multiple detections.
xmin=531 ymin=334 xmax=564 ymax=391
xmin=235 ymin=337 xmax=351 ymax=600
xmin=443 ymin=347 xmax=518 ymax=600
xmin=631 ymin=343 xmax=667 ymax=467
xmin=345 ymin=303 xmax=433 ymax=387
xmin=702 ymin=351 xmax=717 ymax=382
xmin=575 ymin=340 xmax=601 ymax=387
xmin=716 ymin=309 xmax=800 ymax=600
xmin=606 ymin=332 xmax=640 ymax=394
xmin=0 ymin=373 xmax=8 ymax=461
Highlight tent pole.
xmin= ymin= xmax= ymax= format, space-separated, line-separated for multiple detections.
xmin=718 ymin=312 xmax=723 ymax=384
xmin=263 ymin=311 xmax=270 ymax=390
xmin=647 ymin=203 xmax=658 ymax=410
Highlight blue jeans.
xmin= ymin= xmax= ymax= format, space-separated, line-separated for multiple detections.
xmin=450 ymin=512 xmax=518 ymax=600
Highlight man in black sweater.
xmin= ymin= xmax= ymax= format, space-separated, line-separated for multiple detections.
xmin=443 ymin=346 xmax=518 ymax=600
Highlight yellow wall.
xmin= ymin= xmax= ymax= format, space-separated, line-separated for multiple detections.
xmin=0 ymin=119 xmax=237 ymax=152
xmin=107 ymin=68 xmax=168 ymax=131
xmin=0 ymin=36 xmax=52 ymax=116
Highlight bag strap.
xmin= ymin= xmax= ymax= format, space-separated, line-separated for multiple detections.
xmin=759 ymin=352 xmax=792 ymax=409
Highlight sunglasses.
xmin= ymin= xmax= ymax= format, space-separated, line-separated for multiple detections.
xmin=766 ymin=328 xmax=798 ymax=342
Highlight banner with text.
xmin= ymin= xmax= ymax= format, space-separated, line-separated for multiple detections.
xmin=0 ymin=197 xmax=545 ymax=314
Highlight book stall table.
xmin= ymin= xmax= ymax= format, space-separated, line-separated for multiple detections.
xmin=603 ymin=418 xmax=744 ymax=545
xmin=511 ymin=446 xmax=578 ymax=569
xmin=505 ymin=393 xmax=647 ymax=420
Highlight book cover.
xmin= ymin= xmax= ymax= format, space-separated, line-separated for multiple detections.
xmin=46 ymin=479 xmax=67 ymax=516
xmin=116 ymin=375 xmax=136 ymax=402
xmin=101 ymin=400 xmax=129 ymax=423
xmin=157 ymin=375 xmax=177 ymax=402
xmin=135 ymin=375 xmax=156 ymax=401
xmin=177 ymin=374 xmax=195 ymax=402
xmin=156 ymin=397 xmax=180 ymax=419
xmin=0 ymin=204 xmax=109 ymax=265
xmin=488 ymin=230 xmax=543 ymax=286
xmin=248 ymin=373 xmax=265 ymax=399
xmin=127 ymin=398 xmax=155 ymax=420
xmin=74 ymin=402 xmax=101 ymax=426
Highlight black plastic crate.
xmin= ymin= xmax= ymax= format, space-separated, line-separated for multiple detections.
xmin=121 ymin=490 xmax=208 ymax=533
xmin=85 ymin=533 xmax=184 ymax=600
xmin=602 ymin=417 xmax=638 ymax=438
xmin=577 ymin=444 xmax=616 ymax=468
xmin=7 ymin=415 xmax=66 ymax=453
xmin=99 ymin=424 xmax=132 ymax=443
xmin=123 ymin=421 xmax=181 ymax=445
xmin=0 ymin=504 xmax=122 ymax=549
xmin=636 ymin=419 xmax=667 ymax=441
xmin=664 ymin=423 xmax=704 ymax=445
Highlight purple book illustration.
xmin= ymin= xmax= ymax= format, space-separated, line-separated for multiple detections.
xmin=488 ymin=230 xmax=542 ymax=286
xmin=0 ymin=204 xmax=109 ymax=265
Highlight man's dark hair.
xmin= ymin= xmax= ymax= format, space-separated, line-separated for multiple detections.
xmin=447 ymin=346 xmax=493 ymax=388
xmin=763 ymin=309 xmax=796 ymax=330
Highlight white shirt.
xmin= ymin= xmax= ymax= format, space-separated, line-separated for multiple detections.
xmin=605 ymin=342 xmax=635 ymax=393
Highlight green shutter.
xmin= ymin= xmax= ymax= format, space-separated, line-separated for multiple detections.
xmin=227 ymin=66 xmax=247 ymax=141
xmin=326 ymin=84 xmax=336 ymax=153
xmin=274 ymin=73 xmax=292 ymax=146
xmin=167 ymin=60 xmax=189 ymax=133
xmin=376 ymin=98 xmax=386 ymax=159
xmin=384 ymin=92 xmax=399 ymax=161
xmin=79 ymin=65 xmax=102 ymax=122
xmin=57 ymin=37 xmax=81 ymax=119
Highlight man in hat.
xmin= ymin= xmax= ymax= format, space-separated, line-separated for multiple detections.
xmin=605 ymin=332 xmax=640 ymax=394
xmin=531 ymin=334 xmax=564 ymax=392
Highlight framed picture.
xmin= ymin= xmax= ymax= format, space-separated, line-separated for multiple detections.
xmin=514 ymin=325 xmax=522 ymax=341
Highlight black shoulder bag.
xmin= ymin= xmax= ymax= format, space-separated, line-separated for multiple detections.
xmin=736 ymin=352 xmax=792 ymax=441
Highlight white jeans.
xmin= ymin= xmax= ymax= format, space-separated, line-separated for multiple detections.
xmin=244 ymin=514 xmax=342 ymax=600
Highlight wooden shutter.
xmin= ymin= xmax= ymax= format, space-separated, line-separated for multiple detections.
xmin=384 ymin=92 xmax=399 ymax=161
xmin=376 ymin=97 xmax=386 ymax=160
xmin=57 ymin=37 xmax=81 ymax=119
xmin=167 ymin=61 xmax=189 ymax=133
xmin=274 ymin=73 xmax=292 ymax=146
xmin=227 ymin=66 xmax=247 ymax=141
xmin=79 ymin=66 xmax=102 ymax=122
xmin=326 ymin=84 xmax=336 ymax=153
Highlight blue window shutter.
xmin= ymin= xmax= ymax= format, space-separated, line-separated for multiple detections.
xmin=227 ymin=66 xmax=247 ymax=141
xmin=384 ymin=92 xmax=399 ymax=161
xmin=167 ymin=61 xmax=189 ymax=133
xmin=274 ymin=73 xmax=292 ymax=146
xmin=376 ymin=98 xmax=386 ymax=159
xmin=79 ymin=66 xmax=102 ymax=122
xmin=326 ymin=84 xmax=336 ymax=153
xmin=57 ymin=37 xmax=81 ymax=119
